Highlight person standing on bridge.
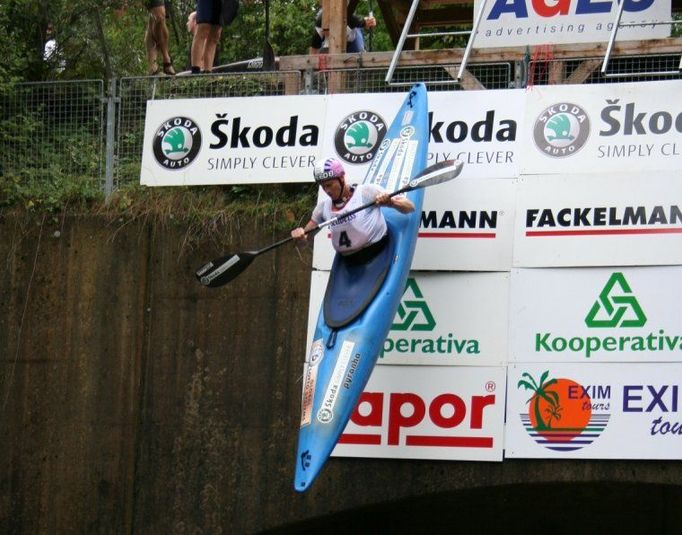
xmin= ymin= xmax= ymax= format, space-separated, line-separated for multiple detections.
xmin=291 ymin=158 xmax=414 ymax=261
xmin=310 ymin=8 xmax=376 ymax=54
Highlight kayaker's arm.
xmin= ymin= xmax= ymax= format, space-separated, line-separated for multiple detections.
xmin=375 ymin=192 xmax=415 ymax=214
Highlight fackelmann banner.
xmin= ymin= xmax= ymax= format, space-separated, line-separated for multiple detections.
xmin=513 ymin=171 xmax=682 ymax=267
xmin=332 ymin=365 xmax=505 ymax=461
xmin=506 ymin=363 xmax=682 ymax=459
xmin=473 ymin=0 xmax=670 ymax=48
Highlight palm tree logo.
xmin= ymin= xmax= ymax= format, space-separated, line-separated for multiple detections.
xmin=517 ymin=372 xmax=610 ymax=452
xmin=518 ymin=370 xmax=559 ymax=431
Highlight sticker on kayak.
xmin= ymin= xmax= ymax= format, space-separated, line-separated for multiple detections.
xmin=300 ymin=339 xmax=324 ymax=428
xmin=317 ymin=341 xmax=355 ymax=424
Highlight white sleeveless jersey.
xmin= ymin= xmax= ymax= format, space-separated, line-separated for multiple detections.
xmin=312 ymin=184 xmax=388 ymax=255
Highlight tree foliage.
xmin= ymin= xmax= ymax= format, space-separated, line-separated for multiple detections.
xmin=0 ymin=0 xmax=392 ymax=82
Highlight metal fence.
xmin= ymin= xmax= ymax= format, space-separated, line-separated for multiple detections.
xmin=1 ymin=56 xmax=680 ymax=199
xmin=0 ymin=80 xmax=105 ymax=197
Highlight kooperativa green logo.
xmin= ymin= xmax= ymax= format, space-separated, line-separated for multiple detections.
xmin=392 ymin=278 xmax=435 ymax=331
xmin=382 ymin=278 xmax=480 ymax=359
xmin=585 ymin=272 xmax=647 ymax=328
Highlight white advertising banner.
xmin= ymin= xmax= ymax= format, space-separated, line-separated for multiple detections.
xmin=473 ymin=0 xmax=671 ymax=48
xmin=509 ymin=266 xmax=682 ymax=362
xmin=320 ymin=90 xmax=523 ymax=181
xmin=332 ymin=365 xmax=505 ymax=461
xmin=521 ymin=80 xmax=682 ymax=175
xmin=513 ymin=172 xmax=682 ymax=267
xmin=307 ymin=271 xmax=509 ymax=366
xmin=506 ymin=363 xmax=682 ymax=459
xmin=141 ymin=95 xmax=326 ymax=185
xmin=312 ymin=178 xmax=518 ymax=271
xmin=142 ymin=89 xmax=524 ymax=186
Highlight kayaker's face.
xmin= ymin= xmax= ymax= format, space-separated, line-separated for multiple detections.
xmin=320 ymin=178 xmax=342 ymax=199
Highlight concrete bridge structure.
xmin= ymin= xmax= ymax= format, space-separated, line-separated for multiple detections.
xmin=2 ymin=216 xmax=682 ymax=533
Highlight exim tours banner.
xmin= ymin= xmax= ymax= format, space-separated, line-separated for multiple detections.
xmin=506 ymin=363 xmax=682 ymax=459
xmin=473 ymin=0 xmax=670 ymax=48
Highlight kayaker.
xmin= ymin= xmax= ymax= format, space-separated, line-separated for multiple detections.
xmin=291 ymin=157 xmax=414 ymax=259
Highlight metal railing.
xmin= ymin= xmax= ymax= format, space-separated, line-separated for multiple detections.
xmin=0 ymin=80 xmax=105 ymax=197
xmin=1 ymin=56 xmax=679 ymax=200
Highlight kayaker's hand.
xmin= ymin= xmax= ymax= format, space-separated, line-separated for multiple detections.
xmin=375 ymin=192 xmax=392 ymax=206
xmin=291 ymin=227 xmax=307 ymax=242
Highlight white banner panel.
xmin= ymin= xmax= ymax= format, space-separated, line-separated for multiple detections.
xmin=510 ymin=266 xmax=682 ymax=362
xmin=521 ymin=80 xmax=682 ymax=175
xmin=307 ymin=271 xmax=509 ymax=366
xmin=320 ymin=91 xmax=523 ymax=181
xmin=141 ymin=95 xmax=326 ymax=185
xmin=474 ymin=0 xmax=671 ymax=48
xmin=506 ymin=363 xmax=682 ymax=459
xmin=513 ymin=172 xmax=682 ymax=267
xmin=333 ymin=365 xmax=505 ymax=461
xmin=142 ymin=89 xmax=525 ymax=186
xmin=312 ymin=178 xmax=517 ymax=271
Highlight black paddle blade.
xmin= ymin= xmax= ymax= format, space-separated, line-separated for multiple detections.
xmin=262 ymin=44 xmax=275 ymax=71
xmin=195 ymin=252 xmax=256 ymax=288
xmin=407 ymin=159 xmax=463 ymax=190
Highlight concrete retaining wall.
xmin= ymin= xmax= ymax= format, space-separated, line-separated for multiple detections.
xmin=1 ymin=215 xmax=681 ymax=534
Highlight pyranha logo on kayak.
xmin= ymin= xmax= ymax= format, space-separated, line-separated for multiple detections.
xmin=153 ymin=116 xmax=202 ymax=170
xmin=334 ymin=110 xmax=387 ymax=165
xmin=533 ymin=102 xmax=590 ymax=158
xmin=585 ymin=272 xmax=647 ymax=328
xmin=381 ymin=278 xmax=480 ymax=360
xmin=517 ymin=370 xmax=610 ymax=453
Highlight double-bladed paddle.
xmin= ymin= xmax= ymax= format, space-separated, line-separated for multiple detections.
xmin=195 ymin=159 xmax=463 ymax=288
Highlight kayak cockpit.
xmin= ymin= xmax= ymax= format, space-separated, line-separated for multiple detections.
xmin=323 ymin=230 xmax=394 ymax=330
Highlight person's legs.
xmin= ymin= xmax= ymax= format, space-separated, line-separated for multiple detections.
xmin=146 ymin=4 xmax=175 ymax=74
xmin=191 ymin=24 xmax=211 ymax=73
xmin=202 ymin=25 xmax=222 ymax=72
xmin=145 ymin=6 xmax=163 ymax=73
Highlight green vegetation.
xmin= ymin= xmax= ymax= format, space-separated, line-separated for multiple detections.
xmin=0 ymin=0 xmax=390 ymax=82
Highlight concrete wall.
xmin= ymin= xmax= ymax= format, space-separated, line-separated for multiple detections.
xmin=2 ymin=215 xmax=682 ymax=534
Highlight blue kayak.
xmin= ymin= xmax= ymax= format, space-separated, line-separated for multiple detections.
xmin=295 ymin=83 xmax=429 ymax=492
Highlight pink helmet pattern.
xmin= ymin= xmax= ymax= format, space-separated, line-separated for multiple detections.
xmin=313 ymin=157 xmax=345 ymax=183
